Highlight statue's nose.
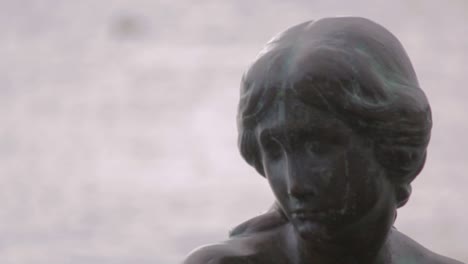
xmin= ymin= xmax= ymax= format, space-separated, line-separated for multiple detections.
xmin=286 ymin=157 xmax=323 ymax=199
xmin=287 ymin=180 xmax=313 ymax=199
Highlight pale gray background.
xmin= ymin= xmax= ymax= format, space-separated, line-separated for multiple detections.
xmin=1 ymin=0 xmax=467 ymax=263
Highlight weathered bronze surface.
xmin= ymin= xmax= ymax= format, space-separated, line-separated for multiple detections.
xmin=184 ymin=17 xmax=464 ymax=264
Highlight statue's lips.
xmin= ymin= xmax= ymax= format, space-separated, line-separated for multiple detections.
xmin=291 ymin=208 xmax=342 ymax=221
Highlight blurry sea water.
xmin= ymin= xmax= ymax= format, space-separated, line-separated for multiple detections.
xmin=0 ymin=1 xmax=467 ymax=263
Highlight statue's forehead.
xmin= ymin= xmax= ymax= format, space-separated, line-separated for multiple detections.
xmin=255 ymin=93 xmax=347 ymax=135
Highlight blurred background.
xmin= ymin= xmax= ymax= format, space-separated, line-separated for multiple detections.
xmin=1 ymin=0 xmax=467 ymax=263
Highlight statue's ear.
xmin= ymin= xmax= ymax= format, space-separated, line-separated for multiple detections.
xmin=254 ymin=161 xmax=266 ymax=177
xmin=395 ymin=184 xmax=412 ymax=208
xmin=395 ymin=151 xmax=427 ymax=208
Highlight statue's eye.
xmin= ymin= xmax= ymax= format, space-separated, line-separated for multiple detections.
xmin=305 ymin=141 xmax=330 ymax=155
xmin=261 ymin=137 xmax=283 ymax=160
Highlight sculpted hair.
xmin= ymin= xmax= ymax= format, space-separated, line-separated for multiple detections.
xmin=237 ymin=17 xmax=432 ymax=207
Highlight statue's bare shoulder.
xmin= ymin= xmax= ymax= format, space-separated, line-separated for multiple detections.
xmin=183 ymin=209 xmax=287 ymax=264
xmin=389 ymin=229 xmax=465 ymax=264
xmin=182 ymin=233 xmax=277 ymax=264
xmin=182 ymin=241 xmax=250 ymax=264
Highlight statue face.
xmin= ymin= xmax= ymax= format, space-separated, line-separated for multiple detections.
xmin=255 ymin=96 xmax=397 ymax=242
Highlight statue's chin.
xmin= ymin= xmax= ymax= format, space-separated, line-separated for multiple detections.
xmin=294 ymin=220 xmax=332 ymax=242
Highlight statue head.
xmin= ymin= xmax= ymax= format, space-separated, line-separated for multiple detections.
xmin=237 ymin=17 xmax=432 ymax=240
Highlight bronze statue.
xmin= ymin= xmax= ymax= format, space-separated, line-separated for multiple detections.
xmin=184 ymin=17 xmax=464 ymax=264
